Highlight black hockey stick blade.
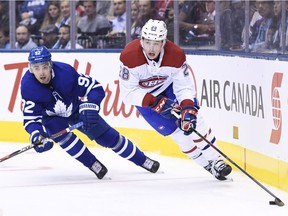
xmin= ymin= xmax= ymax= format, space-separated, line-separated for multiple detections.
xmin=270 ymin=198 xmax=285 ymax=207
xmin=0 ymin=122 xmax=83 ymax=163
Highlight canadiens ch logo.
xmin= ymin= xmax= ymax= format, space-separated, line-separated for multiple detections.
xmin=139 ymin=76 xmax=168 ymax=88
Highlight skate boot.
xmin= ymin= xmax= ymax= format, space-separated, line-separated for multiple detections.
xmin=204 ymin=158 xmax=232 ymax=181
xmin=141 ymin=157 xmax=160 ymax=173
xmin=89 ymin=159 xmax=108 ymax=179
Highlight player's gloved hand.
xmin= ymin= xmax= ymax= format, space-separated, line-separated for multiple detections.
xmin=150 ymin=95 xmax=180 ymax=119
xmin=30 ymin=130 xmax=53 ymax=153
xmin=79 ymin=102 xmax=100 ymax=131
xmin=178 ymin=105 xmax=199 ymax=135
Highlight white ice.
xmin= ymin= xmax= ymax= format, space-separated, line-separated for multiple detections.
xmin=0 ymin=142 xmax=287 ymax=216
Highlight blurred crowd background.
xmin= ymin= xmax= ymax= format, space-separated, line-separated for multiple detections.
xmin=0 ymin=0 xmax=288 ymax=55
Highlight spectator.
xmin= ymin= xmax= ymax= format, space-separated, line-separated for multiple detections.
xmin=131 ymin=0 xmax=139 ymax=37
xmin=41 ymin=1 xmax=62 ymax=30
xmin=0 ymin=1 xmax=9 ymax=29
xmin=178 ymin=1 xmax=207 ymax=44
xmin=131 ymin=0 xmax=139 ymax=24
xmin=165 ymin=5 xmax=174 ymax=42
xmin=265 ymin=0 xmax=280 ymax=51
xmin=40 ymin=24 xmax=59 ymax=48
xmin=178 ymin=1 xmax=206 ymax=30
xmin=15 ymin=24 xmax=38 ymax=49
xmin=202 ymin=0 xmax=216 ymax=35
xmin=179 ymin=1 xmax=215 ymax=46
xmin=53 ymin=24 xmax=83 ymax=49
xmin=59 ymin=0 xmax=80 ymax=26
xmin=241 ymin=1 xmax=262 ymax=49
xmin=77 ymin=0 xmax=112 ymax=48
xmin=76 ymin=0 xmax=85 ymax=17
xmin=77 ymin=0 xmax=112 ymax=35
xmin=249 ymin=0 xmax=274 ymax=52
xmin=230 ymin=0 xmax=245 ymax=50
xmin=108 ymin=0 xmax=126 ymax=35
xmin=105 ymin=0 xmax=126 ymax=48
xmin=19 ymin=0 xmax=48 ymax=35
xmin=131 ymin=0 xmax=159 ymax=39
xmin=154 ymin=0 xmax=173 ymax=20
xmin=265 ymin=0 xmax=288 ymax=52
xmin=0 ymin=27 xmax=10 ymax=49
xmin=97 ymin=0 xmax=113 ymax=18
xmin=276 ymin=0 xmax=288 ymax=51
xmin=219 ymin=1 xmax=233 ymax=50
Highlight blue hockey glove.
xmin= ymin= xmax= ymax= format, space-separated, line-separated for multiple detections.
xmin=178 ymin=105 xmax=199 ymax=135
xmin=79 ymin=102 xmax=100 ymax=131
xmin=150 ymin=95 xmax=180 ymax=119
xmin=30 ymin=130 xmax=53 ymax=153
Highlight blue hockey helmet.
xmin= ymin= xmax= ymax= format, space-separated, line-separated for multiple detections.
xmin=28 ymin=46 xmax=51 ymax=64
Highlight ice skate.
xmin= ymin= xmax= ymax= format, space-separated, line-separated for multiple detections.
xmin=90 ymin=159 xmax=108 ymax=179
xmin=204 ymin=158 xmax=232 ymax=181
xmin=141 ymin=157 xmax=160 ymax=173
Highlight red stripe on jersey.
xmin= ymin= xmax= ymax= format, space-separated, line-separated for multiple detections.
xmin=182 ymin=146 xmax=197 ymax=154
xmin=194 ymin=128 xmax=212 ymax=143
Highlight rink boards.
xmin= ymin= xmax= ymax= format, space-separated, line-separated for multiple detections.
xmin=0 ymin=51 xmax=287 ymax=192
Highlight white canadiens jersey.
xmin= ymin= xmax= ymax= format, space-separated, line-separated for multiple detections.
xmin=119 ymin=39 xmax=196 ymax=106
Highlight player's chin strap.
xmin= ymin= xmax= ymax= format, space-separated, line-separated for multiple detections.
xmin=0 ymin=122 xmax=83 ymax=163
xmin=171 ymin=109 xmax=285 ymax=207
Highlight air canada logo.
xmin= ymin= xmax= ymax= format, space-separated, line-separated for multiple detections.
xmin=270 ymin=72 xmax=283 ymax=144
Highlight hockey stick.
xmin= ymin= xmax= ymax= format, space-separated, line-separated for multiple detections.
xmin=172 ymin=110 xmax=285 ymax=207
xmin=0 ymin=122 xmax=83 ymax=163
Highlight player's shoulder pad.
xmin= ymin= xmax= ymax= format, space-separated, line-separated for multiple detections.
xmin=52 ymin=61 xmax=74 ymax=70
xmin=120 ymin=39 xmax=147 ymax=68
xmin=161 ymin=40 xmax=186 ymax=68
xmin=52 ymin=61 xmax=79 ymax=90
xmin=21 ymin=70 xmax=35 ymax=90
xmin=52 ymin=61 xmax=78 ymax=79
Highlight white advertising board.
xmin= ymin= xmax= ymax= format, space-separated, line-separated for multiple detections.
xmin=187 ymin=55 xmax=288 ymax=162
xmin=0 ymin=52 xmax=287 ymax=162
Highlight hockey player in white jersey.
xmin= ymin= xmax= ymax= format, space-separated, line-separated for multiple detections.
xmin=119 ymin=19 xmax=232 ymax=180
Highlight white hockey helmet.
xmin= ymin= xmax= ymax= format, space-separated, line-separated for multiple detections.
xmin=141 ymin=19 xmax=167 ymax=41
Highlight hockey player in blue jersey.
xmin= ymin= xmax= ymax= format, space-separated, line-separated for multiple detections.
xmin=20 ymin=46 xmax=160 ymax=179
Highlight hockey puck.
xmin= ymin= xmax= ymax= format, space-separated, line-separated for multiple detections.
xmin=269 ymin=201 xmax=276 ymax=205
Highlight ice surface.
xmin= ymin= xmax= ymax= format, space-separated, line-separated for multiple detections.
xmin=0 ymin=143 xmax=287 ymax=216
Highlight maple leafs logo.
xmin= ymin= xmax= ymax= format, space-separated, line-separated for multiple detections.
xmin=46 ymin=100 xmax=73 ymax=117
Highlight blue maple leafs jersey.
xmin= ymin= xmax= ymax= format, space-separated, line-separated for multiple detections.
xmin=20 ymin=61 xmax=105 ymax=135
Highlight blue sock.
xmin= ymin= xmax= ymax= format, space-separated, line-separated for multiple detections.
xmin=112 ymin=135 xmax=146 ymax=166
xmin=58 ymin=132 xmax=96 ymax=168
